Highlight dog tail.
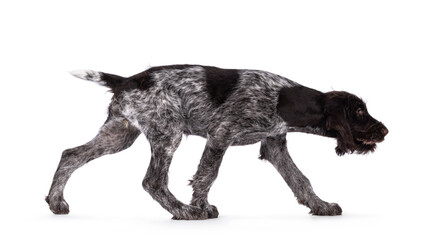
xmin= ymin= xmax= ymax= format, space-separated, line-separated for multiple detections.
xmin=69 ymin=69 xmax=125 ymax=91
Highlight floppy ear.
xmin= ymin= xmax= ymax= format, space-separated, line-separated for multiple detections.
xmin=324 ymin=92 xmax=356 ymax=156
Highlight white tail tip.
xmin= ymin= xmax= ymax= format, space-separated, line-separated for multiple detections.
xmin=69 ymin=69 xmax=102 ymax=82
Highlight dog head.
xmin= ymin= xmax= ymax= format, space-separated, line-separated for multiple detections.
xmin=324 ymin=91 xmax=388 ymax=156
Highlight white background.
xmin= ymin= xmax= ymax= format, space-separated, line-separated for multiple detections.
xmin=1 ymin=0 xmax=441 ymax=239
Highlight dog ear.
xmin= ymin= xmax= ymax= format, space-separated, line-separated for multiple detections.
xmin=324 ymin=92 xmax=356 ymax=156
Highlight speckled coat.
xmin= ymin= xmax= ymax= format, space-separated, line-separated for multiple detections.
xmin=47 ymin=64 xmax=386 ymax=219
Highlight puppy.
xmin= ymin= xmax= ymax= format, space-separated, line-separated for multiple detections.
xmin=46 ymin=65 xmax=388 ymax=219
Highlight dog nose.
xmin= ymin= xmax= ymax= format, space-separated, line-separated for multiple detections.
xmin=381 ymin=127 xmax=389 ymax=136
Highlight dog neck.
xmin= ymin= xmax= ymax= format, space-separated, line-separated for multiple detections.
xmin=277 ymin=85 xmax=333 ymax=137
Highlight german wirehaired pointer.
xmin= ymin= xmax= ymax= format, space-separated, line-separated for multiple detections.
xmin=46 ymin=65 xmax=388 ymax=219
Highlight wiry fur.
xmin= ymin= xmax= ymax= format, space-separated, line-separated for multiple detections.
xmin=47 ymin=65 xmax=388 ymax=219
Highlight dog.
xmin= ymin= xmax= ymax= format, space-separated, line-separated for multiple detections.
xmin=46 ymin=65 xmax=388 ymax=219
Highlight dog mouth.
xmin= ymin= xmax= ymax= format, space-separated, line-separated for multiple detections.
xmin=356 ymin=138 xmax=382 ymax=145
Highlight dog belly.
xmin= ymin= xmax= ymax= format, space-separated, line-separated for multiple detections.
xmin=182 ymin=120 xmax=209 ymax=137
xmin=231 ymin=132 xmax=267 ymax=146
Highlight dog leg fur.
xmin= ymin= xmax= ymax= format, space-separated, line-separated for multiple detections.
xmin=46 ymin=116 xmax=140 ymax=214
xmin=142 ymin=131 xmax=211 ymax=220
xmin=260 ymin=134 xmax=342 ymax=216
xmin=188 ymin=136 xmax=230 ymax=219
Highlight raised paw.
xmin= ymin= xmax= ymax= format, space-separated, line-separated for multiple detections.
xmin=172 ymin=205 xmax=208 ymax=220
xmin=309 ymin=202 xmax=342 ymax=216
xmin=46 ymin=196 xmax=70 ymax=215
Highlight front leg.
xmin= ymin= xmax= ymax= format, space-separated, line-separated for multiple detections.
xmin=259 ymin=134 xmax=342 ymax=216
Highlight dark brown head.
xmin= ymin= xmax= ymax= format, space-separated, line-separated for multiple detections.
xmin=324 ymin=91 xmax=388 ymax=156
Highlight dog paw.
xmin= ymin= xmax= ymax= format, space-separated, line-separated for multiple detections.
xmin=206 ymin=205 xmax=219 ymax=219
xmin=46 ymin=196 xmax=70 ymax=215
xmin=309 ymin=202 xmax=342 ymax=216
xmin=172 ymin=205 xmax=208 ymax=220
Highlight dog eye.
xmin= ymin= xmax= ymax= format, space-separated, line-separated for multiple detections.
xmin=356 ymin=108 xmax=364 ymax=116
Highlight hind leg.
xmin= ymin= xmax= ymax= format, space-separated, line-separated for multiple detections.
xmin=142 ymin=129 xmax=210 ymax=220
xmin=46 ymin=116 xmax=140 ymax=214
xmin=189 ymin=136 xmax=230 ymax=219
